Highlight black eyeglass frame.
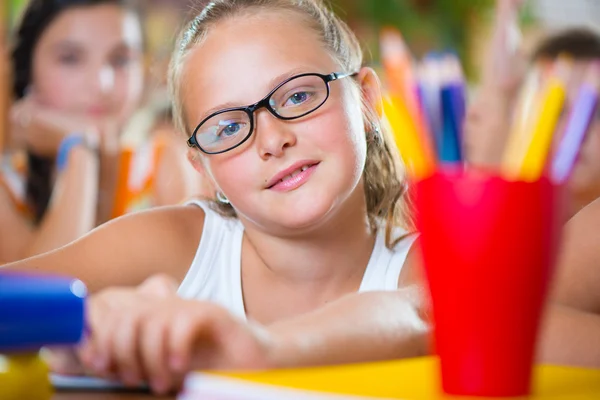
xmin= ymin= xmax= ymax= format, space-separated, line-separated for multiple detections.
xmin=186 ymin=71 xmax=357 ymax=155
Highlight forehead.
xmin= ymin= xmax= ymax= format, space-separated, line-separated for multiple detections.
xmin=180 ymin=10 xmax=339 ymax=119
xmin=39 ymin=4 xmax=142 ymax=49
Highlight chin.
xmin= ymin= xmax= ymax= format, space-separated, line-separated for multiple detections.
xmin=242 ymin=190 xmax=339 ymax=234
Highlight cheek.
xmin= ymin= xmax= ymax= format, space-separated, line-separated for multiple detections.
xmin=111 ymin=67 xmax=144 ymax=119
xmin=205 ymin=152 xmax=259 ymax=194
xmin=33 ymin=65 xmax=84 ymax=110
xmin=114 ymin=66 xmax=144 ymax=104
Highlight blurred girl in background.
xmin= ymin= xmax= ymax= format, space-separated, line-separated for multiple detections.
xmin=0 ymin=0 xmax=201 ymax=263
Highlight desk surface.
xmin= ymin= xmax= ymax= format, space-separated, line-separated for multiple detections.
xmin=52 ymin=395 xmax=172 ymax=400
xmin=45 ymin=356 xmax=600 ymax=400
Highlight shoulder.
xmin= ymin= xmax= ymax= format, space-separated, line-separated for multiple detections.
xmin=101 ymin=202 xmax=207 ymax=246
xmin=5 ymin=203 xmax=210 ymax=292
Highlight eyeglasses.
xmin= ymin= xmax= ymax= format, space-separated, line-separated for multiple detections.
xmin=187 ymin=71 xmax=357 ymax=155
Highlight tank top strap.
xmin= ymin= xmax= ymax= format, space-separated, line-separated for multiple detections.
xmin=176 ymin=200 xmax=246 ymax=319
xmin=359 ymin=226 xmax=419 ymax=292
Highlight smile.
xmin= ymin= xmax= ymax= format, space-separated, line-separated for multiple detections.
xmin=267 ymin=161 xmax=320 ymax=192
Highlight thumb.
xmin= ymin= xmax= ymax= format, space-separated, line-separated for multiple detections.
xmin=137 ymin=274 xmax=179 ymax=298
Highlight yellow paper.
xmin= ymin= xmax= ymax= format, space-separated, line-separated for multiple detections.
xmin=196 ymin=356 xmax=600 ymax=399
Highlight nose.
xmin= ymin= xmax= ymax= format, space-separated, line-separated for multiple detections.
xmin=254 ymin=109 xmax=297 ymax=160
xmin=94 ymin=64 xmax=116 ymax=95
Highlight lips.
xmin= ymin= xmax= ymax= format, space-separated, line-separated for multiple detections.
xmin=266 ymin=160 xmax=320 ymax=189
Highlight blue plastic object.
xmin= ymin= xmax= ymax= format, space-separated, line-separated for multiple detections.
xmin=0 ymin=272 xmax=87 ymax=352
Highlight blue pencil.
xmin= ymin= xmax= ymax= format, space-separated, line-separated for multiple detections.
xmin=439 ymin=83 xmax=465 ymax=163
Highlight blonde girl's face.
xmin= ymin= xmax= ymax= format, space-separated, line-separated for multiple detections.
xmin=31 ymin=4 xmax=144 ymax=125
xmin=181 ymin=11 xmax=370 ymax=233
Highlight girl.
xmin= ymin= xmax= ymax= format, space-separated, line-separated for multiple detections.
xmin=6 ymin=0 xmax=428 ymax=390
xmin=0 ymin=0 xmax=199 ymax=263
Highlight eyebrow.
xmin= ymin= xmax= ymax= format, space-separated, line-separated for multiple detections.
xmin=196 ymin=67 xmax=317 ymax=123
xmin=52 ymin=40 xmax=141 ymax=52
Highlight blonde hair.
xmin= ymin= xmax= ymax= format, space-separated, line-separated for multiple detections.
xmin=169 ymin=0 xmax=414 ymax=248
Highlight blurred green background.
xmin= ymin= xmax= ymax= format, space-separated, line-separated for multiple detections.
xmin=4 ymin=0 xmax=539 ymax=82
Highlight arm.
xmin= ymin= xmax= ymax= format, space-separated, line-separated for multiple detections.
xmin=0 ymin=146 xmax=98 ymax=262
xmin=529 ymin=198 xmax=600 ymax=368
xmin=0 ymin=184 xmax=35 ymax=263
xmin=464 ymin=0 xmax=525 ymax=167
xmin=551 ymin=199 xmax=600 ymax=313
xmin=265 ymin=238 xmax=430 ymax=368
xmin=265 ymin=289 xmax=429 ymax=369
xmin=72 ymin=245 xmax=431 ymax=393
xmin=18 ymin=146 xmax=99 ymax=259
xmin=1 ymin=205 xmax=203 ymax=293
xmin=537 ymin=304 xmax=600 ymax=368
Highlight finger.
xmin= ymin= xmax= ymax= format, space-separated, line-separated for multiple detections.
xmin=168 ymin=304 xmax=248 ymax=371
xmin=111 ymin=311 xmax=144 ymax=386
xmin=140 ymin=310 xmax=173 ymax=394
xmin=40 ymin=347 xmax=86 ymax=375
xmin=137 ymin=274 xmax=178 ymax=298
xmin=167 ymin=306 xmax=212 ymax=373
xmin=78 ymin=297 xmax=115 ymax=377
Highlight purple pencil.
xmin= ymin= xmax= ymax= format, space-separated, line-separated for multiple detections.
xmin=551 ymin=84 xmax=599 ymax=183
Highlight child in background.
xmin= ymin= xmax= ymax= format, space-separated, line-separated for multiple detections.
xmin=465 ymin=0 xmax=600 ymax=217
xmin=4 ymin=0 xmax=599 ymax=394
xmin=0 ymin=0 xmax=199 ymax=263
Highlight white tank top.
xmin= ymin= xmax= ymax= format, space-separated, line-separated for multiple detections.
xmin=177 ymin=200 xmax=418 ymax=320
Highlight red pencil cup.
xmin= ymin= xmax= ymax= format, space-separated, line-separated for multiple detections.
xmin=415 ymin=171 xmax=561 ymax=397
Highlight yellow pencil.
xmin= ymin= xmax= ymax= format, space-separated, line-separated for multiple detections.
xmin=518 ymin=76 xmax=567 ymax=181
xmin=383 ymin=95 xmax=434 ymax=180
xmin=501 ymin=69 xmax=543 ymax=179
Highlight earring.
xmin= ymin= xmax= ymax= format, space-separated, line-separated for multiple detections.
xmin=372 ymin=123 xmax=381 ymax=134
xmin=367 ymin=122 xmax=382 ymax=143
xmin=216 ymin=191 xmax=230 ymax=204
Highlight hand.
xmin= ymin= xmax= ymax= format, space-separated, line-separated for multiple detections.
xmin=10 ymin=96 xmax=109 ymax=157
xmin=42 ymin=275 xmax=180 ymax=378
xmin=464 ymin=0 xmax=527 ymax=167
xmin=76 ymin=275 xmax=273 ymax=394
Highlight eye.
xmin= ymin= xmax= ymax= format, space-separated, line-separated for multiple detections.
xmin=216 ymin=121 xmax=245 ymax=137
xmin=58 ymin=52 xmax=82 ymax=66
xmin=283 ymin=91 xmax=312 ymax=107
xmin=111 ymin=54 xmax=131 ymax=68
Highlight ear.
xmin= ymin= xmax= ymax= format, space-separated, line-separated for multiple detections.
xmin=356 ymin=66 xmax=384 ymax=119
xmin=187 ymin=149 xmax=220 ymax=196
xmin=187 ymin=149 xmax=209 ymax=176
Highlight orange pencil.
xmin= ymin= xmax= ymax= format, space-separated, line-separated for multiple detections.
xmin=380 ymin=27 xmax=434 ymax=163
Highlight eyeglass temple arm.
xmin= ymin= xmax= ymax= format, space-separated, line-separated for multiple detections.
xmin=329 ymin=71 xmax=359 ymax=81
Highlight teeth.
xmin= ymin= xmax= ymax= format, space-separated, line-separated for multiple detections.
xmin=279 ymin=165 xmax=310 ymax=183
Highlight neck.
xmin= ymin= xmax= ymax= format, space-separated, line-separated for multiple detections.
xmin=242 ymin=185 xmax=376 ymax=288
